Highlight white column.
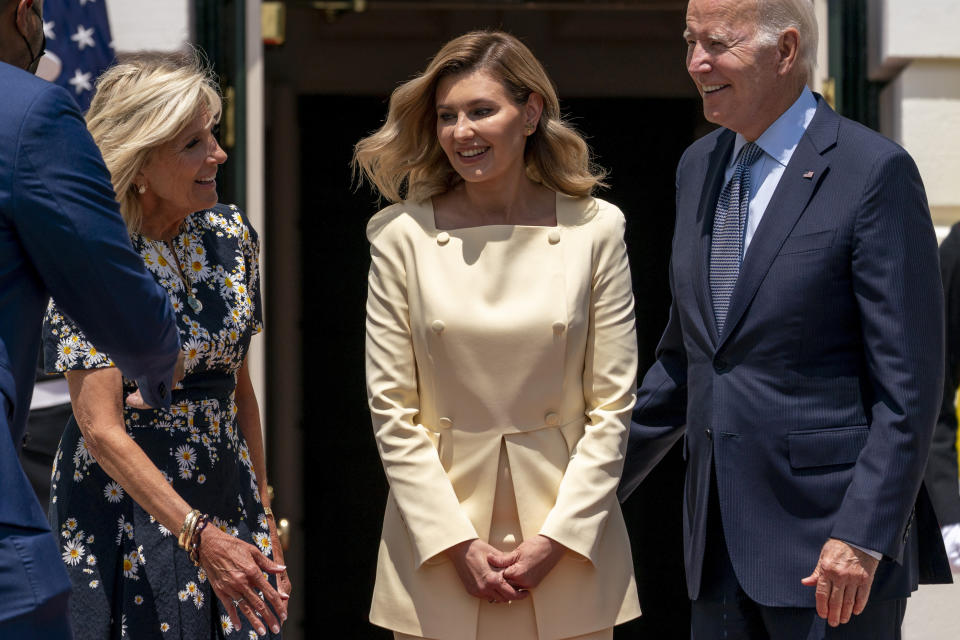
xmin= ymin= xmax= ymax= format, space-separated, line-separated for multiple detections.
xmin=245 ymin=0 xmax=268 ymax=435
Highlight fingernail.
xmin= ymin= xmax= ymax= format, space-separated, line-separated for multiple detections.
xmin=272 ymin=624 xmax=280 ymax=634
xmin=277 ymin=564 xmax=287 ymax=570
xmin=258 ymin=627 xmax=266 ymax=636
xmin=282 ymin=612 xmax=288 ymax=622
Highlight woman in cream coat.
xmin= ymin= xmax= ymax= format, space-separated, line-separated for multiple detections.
xmin=354 ymin=31 xmax=641 ymax=640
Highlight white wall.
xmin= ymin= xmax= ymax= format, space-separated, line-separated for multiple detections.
xmin=870 ymin=0 xmax=960 ymax=229
xmin=104 ymin=0 xmax=191 ymax=53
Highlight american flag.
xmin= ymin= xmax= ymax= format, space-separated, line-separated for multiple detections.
xmin=36 ymin=0 xmax=115 ymax=112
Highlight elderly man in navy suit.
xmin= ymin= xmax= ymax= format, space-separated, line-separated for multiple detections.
xmin=619 ymin=0 xmax=952 ymax=638
xmin=0 ymin=0 xmax=181 ymax=636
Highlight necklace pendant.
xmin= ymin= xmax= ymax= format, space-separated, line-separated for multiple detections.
xmin=187 ymin=294 xmax=203 ymax=314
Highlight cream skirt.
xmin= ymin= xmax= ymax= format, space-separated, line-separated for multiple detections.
xmin=393 ymin=443 xmax=613 ymax=640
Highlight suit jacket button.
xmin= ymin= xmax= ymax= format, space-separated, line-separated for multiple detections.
xmin=437 ymin=231 xmax=450 ymax=246
xmin=713 ymin=359 xmax=728 ymax=373
xmin=431 ymin=320 xmax=445 ymax=334
xmin=552 ymin=321 xmax=566 ymax=334
xmin=705 ymin=428 xmax=713 ymax=440
xmin=439 ymin=417 xmax=453 ymax=430
xmin=545 ymin=412 xmax=560 ymax=426
xmin=159 ymin=382 xmax=167 ymax=396
xmin=547 ymin=229 xmax=561 ymax=245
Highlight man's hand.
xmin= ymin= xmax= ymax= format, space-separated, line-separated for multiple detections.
xmin=126 ymin=350 xmax=186 ymax=409
xmin=487 ymin=535 xmax=567 ymax=590
xmin=801 ymin=538 xmax=879 ymax=626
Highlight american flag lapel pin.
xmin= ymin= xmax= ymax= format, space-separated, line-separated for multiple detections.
xmin=802 ymin=170 xmax=815 ymax=179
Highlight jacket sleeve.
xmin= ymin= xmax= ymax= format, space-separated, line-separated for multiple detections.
xmin=365 ymin=212 xmax=478 ymax=567
xmin=538 ymin=206 xmax=638 ymax=564
xmin=12 ymin=84 xmax=179 ymax=409
xmin=923 ymin=223 xmax=960 ymax=526
xmin=830 ymin=148 xmax=945 ymax=561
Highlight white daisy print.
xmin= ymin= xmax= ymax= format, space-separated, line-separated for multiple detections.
xmin=62 ymin=539 xmax=85 ymax=566
xmin=103 ymin=481 xmax=124 ymax=503
xmin=122 ymin=552 xmax=140 ymax=580
xmin=253 ymin=531 xmax=271 ymax=555
xmin=175 ymin=444 xmax=198 ymax=472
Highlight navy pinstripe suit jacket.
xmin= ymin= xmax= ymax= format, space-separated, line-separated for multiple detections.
xmin=620 ymin=96 xmax=952 ymax=607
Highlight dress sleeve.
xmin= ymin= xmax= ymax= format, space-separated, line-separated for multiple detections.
xmin=43 ymin=299 xmax=116 ymax=374
xmin=539 ymin=204 xmax=639 ymax=564
xmin=365 ymin=210 xmax=478 ymax=567
xmin=240 ymin=207 xmax=263 ymax=336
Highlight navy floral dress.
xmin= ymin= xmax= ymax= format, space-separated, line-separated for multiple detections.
xmin=43 ymin=204 xmax=279 ymax=640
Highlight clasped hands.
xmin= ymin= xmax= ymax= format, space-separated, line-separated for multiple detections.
xmin=445 ymin=535 xmax=567 ymax=604
xmin=801 ymin=538 xmax=880 ymax=628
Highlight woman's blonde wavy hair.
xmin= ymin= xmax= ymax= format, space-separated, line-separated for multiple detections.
xmin=353 ymin=30 xmax=606 ymax=203
xmin=85 ymin=50 xmax=222 ymax=233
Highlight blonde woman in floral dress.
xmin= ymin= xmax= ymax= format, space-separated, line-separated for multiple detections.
xmin=42 ymin=53 xmax=289 ymax=639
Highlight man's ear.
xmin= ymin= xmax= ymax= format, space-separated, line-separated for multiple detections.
xmin=15 ymin=0 xmax=34 ymax=35
xmin=777 ymin=28 xmax=800 ymax=77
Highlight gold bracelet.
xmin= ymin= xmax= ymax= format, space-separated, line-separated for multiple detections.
xmin=263 ymin=506 xmax=275 ymax=520
xmin=178 ymin=509 xmax=200 ymax=551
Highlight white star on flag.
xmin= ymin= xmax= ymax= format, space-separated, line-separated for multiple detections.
xmin=70 ymin=25 xmax=96 ymax=51
xmin=43 ymin=20 xmax=55 ymax=40
xmin=68 ymin=68 xmax=93 ymax=94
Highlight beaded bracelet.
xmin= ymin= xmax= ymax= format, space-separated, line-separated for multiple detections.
xmin=263 ymin=506 xmax=275 ymax=520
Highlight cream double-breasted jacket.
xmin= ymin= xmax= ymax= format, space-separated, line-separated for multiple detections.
xmin=366 ymin=194 xmax=641 ymax=640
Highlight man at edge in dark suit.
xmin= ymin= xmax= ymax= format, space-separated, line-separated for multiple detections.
xmin=0 ymin=1 xmax=182 ymax=636
xmin=619 ymin=0 xmax=952 ymax=638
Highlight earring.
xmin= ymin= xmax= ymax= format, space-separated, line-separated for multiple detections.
xmin=524 ymin=123 xmax=535 ymax=135
xmin=136 ymin=184 xmax=146 ymax=195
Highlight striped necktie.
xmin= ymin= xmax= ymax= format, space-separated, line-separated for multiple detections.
xmin=710 ymin=141 xmax=763 ymax=333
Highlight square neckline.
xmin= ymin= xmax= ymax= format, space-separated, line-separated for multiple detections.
xmin=428 ymin=191 xmax=561 ymax=232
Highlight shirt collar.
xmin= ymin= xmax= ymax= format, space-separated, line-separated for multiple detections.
xmin=729 ymin=86 xmax=818 ymax=169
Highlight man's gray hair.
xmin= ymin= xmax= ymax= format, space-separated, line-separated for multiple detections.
xmin=754 ymin=0 xmax=819 ymax=83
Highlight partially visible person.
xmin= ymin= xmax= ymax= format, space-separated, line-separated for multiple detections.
xmin=619 ymin=0 xmax=951 ymax=639
xmin=43 ymin=52 xmax=289 ymax=639
xmin=355 ymin=30 xmax=640 ymax=640
xmin=927 ymin=222 xmax=960 ymax=572
xmin=0 ymin=0 xmax=182 ymax=636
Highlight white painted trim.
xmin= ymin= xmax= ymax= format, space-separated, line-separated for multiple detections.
xmin=245 ymin=0 xmax=268 ymax=440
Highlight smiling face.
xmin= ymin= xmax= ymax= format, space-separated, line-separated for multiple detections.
xmin=435 ymin=69 xmax=539 ymax=187
xmin=137 ymin=108 xmax=227 ymax=228
xmin=684 ymin=0 xmax=789 ymax=140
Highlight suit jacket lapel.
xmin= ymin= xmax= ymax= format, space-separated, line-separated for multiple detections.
xmin=717 ymin=100 xmax=839 ymax=350
xmin=695 ymin=130 xmax=735 ymax=347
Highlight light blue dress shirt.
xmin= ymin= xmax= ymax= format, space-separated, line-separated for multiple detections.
xmin=727 ymin=86 xmax=818 ymax=256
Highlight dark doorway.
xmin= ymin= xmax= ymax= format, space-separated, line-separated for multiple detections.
xmin=297 ymin=93 xmax=699 ymax=638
